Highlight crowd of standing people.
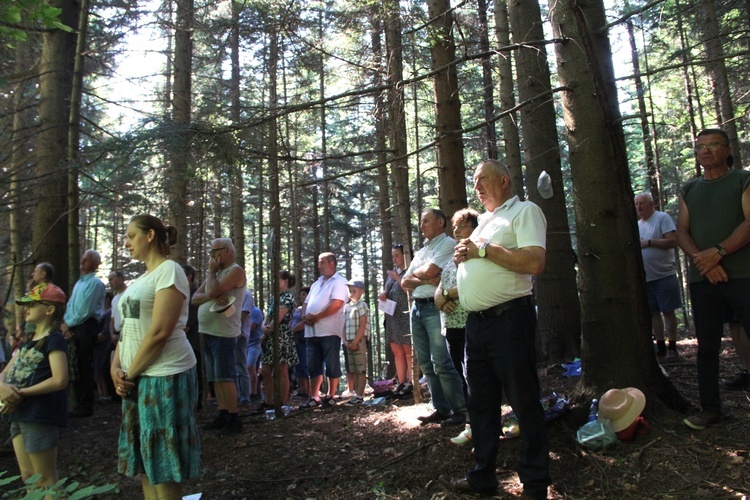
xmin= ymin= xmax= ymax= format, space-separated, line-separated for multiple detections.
xmin=1 ymin=128 xmax=748 ymax=499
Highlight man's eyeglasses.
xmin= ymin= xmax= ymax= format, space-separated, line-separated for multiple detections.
xmin=694 ymin=142 xmax=727 ymax=152
xmin=210 ymin=247 xmax=227 ymax=255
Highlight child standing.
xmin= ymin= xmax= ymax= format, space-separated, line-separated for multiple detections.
xmin=342 ymin=280 xmax=369 ymax=404
xmin=0 ymin=283 xmax=68 ymax=492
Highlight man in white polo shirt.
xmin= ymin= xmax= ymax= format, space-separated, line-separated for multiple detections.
xmin=300 ymin=252 xmax=348 ymax=408
xmin=442 ymin=159 xmax=550 ymax=499
xmin=402 ymin=208 xmax=467 ymax=427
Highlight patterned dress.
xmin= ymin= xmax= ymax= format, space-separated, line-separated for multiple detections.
xmin=384 ymin=268 xmax=411 ymax=345
xmin=440 ymin=260 xmax=469 ymax=331
xmin=262 ymin=290 xmax=300 ymax=366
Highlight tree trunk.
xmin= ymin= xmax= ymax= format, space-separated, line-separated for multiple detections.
xmin=674 ymin=0 xmax=699 ymax=168
xmin=33 ymin=0 xmax=80 ymax=293
xmin=508 ymin=0 xmax=580 ymax=364
xmin=67 ymin=0 xmax=90 ymax=288
xmin=700 ymin=0 xmax=742 ymax=168
xmin=167 ymin=0 xmax=193 ymax=263
xmin=281 ymin=45 xmax=303 ymax=290
xmin=229 ymin=0 xmax=245 ymax=267
xmin=626 ymin=21 xmax=659 ymax=208
xmin=477 ymin=0 xmax=497 ymax=159
xmin=547 ymin=0 xmax=686 ymax=409
xmin=370 ymin=10 xmax=394 ymax=273
xmin=10 ymin=29 xmax=38 ymax=326
xmin=318 ymin=7 xmax=330 ymax=251
xmin=426 ymin=0 xmax=467 ymax=221
xmin=268 ymin=27 xmax=283 ymax=415
xmin=494 ymin=0 xmax=524 ymax=199
xmin=385 ymin=0 xmax=413 ymax=261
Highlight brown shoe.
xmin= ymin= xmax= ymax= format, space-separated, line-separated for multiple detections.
xmin=438 ymin=475 xmax=497 ymax=496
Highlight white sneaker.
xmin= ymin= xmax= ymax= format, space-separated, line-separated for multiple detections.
xmin=450 ymin=424 xmax=472 ymax=445
xmin=346 ymin=395 xmax=364 ymax=405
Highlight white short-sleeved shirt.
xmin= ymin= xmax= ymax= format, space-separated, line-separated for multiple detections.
xmin=118 ymin=260 xmax=196 ymax=376
xmin=112 ymin=293 xmax=123 ymax=333
xmin=405 ymin=233 xmax=456 ymax=299
xmin=638 ymin=211 xmax=677 ymax=282
xmin=457 ymin=196 xmax=547 ymax=311
xmin=304 ymin=272 xmax=348 ymax=338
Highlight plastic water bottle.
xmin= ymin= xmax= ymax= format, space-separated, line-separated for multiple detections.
xmin=587 ymin=399 xmax=599 ymax=422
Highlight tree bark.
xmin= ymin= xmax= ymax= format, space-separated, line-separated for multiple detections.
xmin=626 ymin=21 xmax=659 ymax=208
xmin=67 ymin=0 xmax=90 ymax=288
xmin=370 ymin=10 xmax=394 ymax=273
xmin=494 ymin=0 xmax=524 ymax=199
xmin=385 ymin=0 xmax=413 ymax=261
xmin=318 ymin=7 xmax=331 ymax=251
xmin=508 ymin=0 xmax=580 ymax=363
xmin=230 ymin=0 xmax=245 ymax=267
xmin=167 ymin=0 xmax=193 ymax=263
xmin=477 ymin=0 xmax=497 ymax=159
xmin=10 ymin=27 xmax=38 ymax=326
xmin=268 ymin=26 xmax=283 ymax=415
xmin=548 ymin=0 xmax=686 ymax=409
xmin=33 ymin=0 xmax=80 ymax=293
xmin=426 ymin=0 xmax=467 ymax=221
xmin=700 ymin=0 xmax=743 ymax=168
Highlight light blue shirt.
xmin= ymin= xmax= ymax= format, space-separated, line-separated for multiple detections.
xmin=240 ymin=289 xmax=255 ymax=339
xmin=249 ymin=306 xmax=264 ymax=342
xmin=64 ymin=272 xmax=106 ymax=327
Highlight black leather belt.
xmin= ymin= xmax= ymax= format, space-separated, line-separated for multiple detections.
xmin=469 ymin=296 xmax=532 ymax=320
xmin=414 ymin=297 xmax=435 ymax=305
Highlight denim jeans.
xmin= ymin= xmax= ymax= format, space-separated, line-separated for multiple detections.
xmin=234 ymin=334 xmax=250 ymax=403
xmin=410 ymin=301 xmax=466 ymax=416
xmin=690 ymin=278 xmax=750 ymax=414
xmin=465 ymin=304 xmax=549 ymax=498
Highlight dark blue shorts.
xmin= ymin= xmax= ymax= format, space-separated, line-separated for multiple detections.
xmin=306 ymin=336 xmax=342 ymax=378
xmin=646 ymin=275 xmax=682 ymax=314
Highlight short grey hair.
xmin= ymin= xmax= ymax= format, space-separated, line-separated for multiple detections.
xmin=634 ymin=192 xmax=653 ymax=202
xmin=85 ymin=249 xmax=102 ymax=267
xmin=477 ymin=159 xmax=511 ymax=185
xmin=213 ymin=238 xmax=236 ymax=259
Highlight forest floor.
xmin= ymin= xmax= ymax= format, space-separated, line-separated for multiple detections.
xmin=1 ymin=334 xmax=749 ymax=499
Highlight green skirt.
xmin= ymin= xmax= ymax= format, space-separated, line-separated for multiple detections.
xmin=117 ymin=367 xmax=201 ymax=484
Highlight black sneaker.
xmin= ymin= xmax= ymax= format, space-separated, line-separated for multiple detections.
xmin=723 ymin=370 xmax=749 ymax=390
xmin=299 ymin=398 xmax=321 ymax=409
xmin=203 ymin=415 xmax=228 ymax=430
xmin=321 ymin=395 xmax=336 ymax=408
xmin=440 ymin=413 xmax=466 ymax=427
xmin=68 ymin=407 xmax=93 ymax=418
xmin=418 ymin=410 xmax=449 ymax=424
xmin=218 ymin=419 xmax=243 ymax=436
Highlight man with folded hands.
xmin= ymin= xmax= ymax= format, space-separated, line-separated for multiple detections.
xmin=442 ymin=159 xmax=550 ymax=499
